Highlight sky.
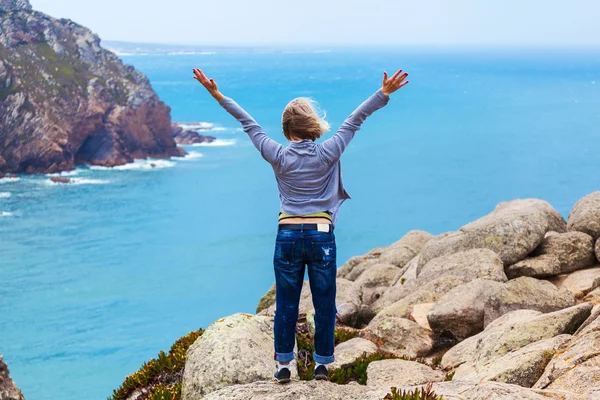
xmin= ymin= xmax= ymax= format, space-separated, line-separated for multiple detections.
xmin=29 ymin=0 xmax=600 ymax=47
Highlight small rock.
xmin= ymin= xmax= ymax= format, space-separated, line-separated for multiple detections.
xmin=584 ymin=287 xmax=600 ymax=305
xmin=483 ymin=276 xmax=575 ymax=327
xmin=568 ymin=191 xmax=600 ymax=241
xmin=506 ymin=231 xmax=596 ymax=279
xmin=366 ymin=359 xmax=445 ymax=387
xmin=410 ymin=303 xmax=434 ymax=330
xmin=50 ymin=177 xmax=71 ymax=184
xmin=328 ymin=338 xmax=378 ymax=370
xmin=560 ymin=266 xmax=600 ymax=298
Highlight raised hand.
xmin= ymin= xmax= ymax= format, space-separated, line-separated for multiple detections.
xmin=193 ymin=68 xmax=224 ymax=101
xmin=381 ymin=69 xmax=409 ymax=96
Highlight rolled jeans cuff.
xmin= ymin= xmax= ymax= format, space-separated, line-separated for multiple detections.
xmin=275 ymin=351 xmax=295 ymax=363
xmin=313 ymin=351 xmax=334 ymax=364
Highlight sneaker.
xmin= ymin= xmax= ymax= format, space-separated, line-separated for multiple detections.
xmin=313 ymin=364 xmax=328 ymax=380
xmin=274 ymin=366 xmax=291 ymax=384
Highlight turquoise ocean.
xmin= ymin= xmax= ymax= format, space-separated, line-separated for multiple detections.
xmin=1 ymin=46 xmax=600 ymax=399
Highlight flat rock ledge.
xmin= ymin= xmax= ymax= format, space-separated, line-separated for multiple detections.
xmin=201 ymin=380 xmax=391 ymax=400
xmin=201 ymin=379 xmax=583 ymax=400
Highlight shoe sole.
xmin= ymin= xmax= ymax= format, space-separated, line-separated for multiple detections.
xmin=314 ymin=375 xmax=328 ymax=381
xmin=276 ymin=378 xmax=291 ymax=384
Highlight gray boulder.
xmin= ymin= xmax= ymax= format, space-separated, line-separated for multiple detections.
xmin=353 ymin=263 xmax=399 ymax=306
xmin=378 ymin=230 xmax=434 ymax=268
xmin=427 ymin=279 xmax=505 ymax=340
xmin=454 ymin=335 xmax=571 ymax=388
xmin=201 ymin=380 xmax=390 ymax=400
xmin=535 ymin=305 xmax=600 ymax=396
xmin=366 ymin=359 xmax=445 ymax=387
xmin=390 ymin=255 xmax=420 ymax=287
xmin=419 ymin=199 xmax=565 ymax=269
xmin=441 ymin=304 xmax=592 ymax=370
xmin=181 ymin=313 xmax=295 ymax=399
xmin=567 ymin=191 xmax=600 ymax=241
xmin=364 ymin=315 xmax=433 ymax=358
xmin=328 ymin=338 xmax=378 ymax=370
xmin=560 ymin=266 xmax=600 ymax=299
xmin=374 ymin=249 xmax=507 ymax=313
xmin=337 ymin=247 xmax=386 ymax=281
xmin=422 ymin=381 xmax=580 ymax=400
xmin=417 ymin=248 xmax=507 ymax=281
xmin=0 ymin=355 xmax=24 ymax=400
xmin=373 ymin=276 xmax=467 ymax=320
xmin=483 ymin=276 xmax=575 ymax=327
xmin=506 ymin=231 xmax=596 ymax=279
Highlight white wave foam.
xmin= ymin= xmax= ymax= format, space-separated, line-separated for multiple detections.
xmin=0 ymin=211 xmax=13 ymax=217
xmin=89 ymin=159 xmax=176 ymax=171
xmin=167 ymin=51 xmax=217 ymax=55
xmin=0 ymin=192 xmax=11 ymax=198
xmin=46 ymin=178 xmax=109 ymax=185
xmin=192 ymin=139 xmax=236 ymax=147
xmin=178 ymin=122 xmax=214 ymax=131
xmin=0 ymin=177 xmax=20 ymax=184
xmin=47 ymin=170 xmax=80 ymax=177
xmin=180 ymin=152 xmax=204 ymax=161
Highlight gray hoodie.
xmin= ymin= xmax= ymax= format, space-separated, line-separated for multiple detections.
xmin=218 ymin=89 xmax=390 ymax=226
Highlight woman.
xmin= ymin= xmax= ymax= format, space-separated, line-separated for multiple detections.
xmin=193 ymin=67 xmax=408 ymax=383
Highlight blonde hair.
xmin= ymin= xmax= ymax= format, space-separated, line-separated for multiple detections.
xmin=282 ymin=98 xmax=330 ymax=141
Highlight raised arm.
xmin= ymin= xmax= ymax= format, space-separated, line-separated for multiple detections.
xmin=320 ymin=69 xmax=409 ymax=163
xmin=192 ymin=68 xmax=283 ymax=165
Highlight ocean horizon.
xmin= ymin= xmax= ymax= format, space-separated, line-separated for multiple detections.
xmin=1 ymin=44 xmax=600 ymax=399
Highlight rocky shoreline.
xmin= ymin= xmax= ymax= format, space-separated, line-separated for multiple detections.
xmin=0 ymin=0 xmax=191 ymax=174
xmin=100 ymin=191 xmax=600 ymax=400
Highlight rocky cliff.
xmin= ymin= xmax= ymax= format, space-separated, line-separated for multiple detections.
xmin=0 ymin=355 xmax=23 ymax=400
xmin=0 ymin=0 xmax=185 ymax=174
xmin=111 ymin=192 xmax=600 ymax=400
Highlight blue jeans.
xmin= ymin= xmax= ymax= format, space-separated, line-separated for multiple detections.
xmin=273 ymin=226 xmax=337 ymax=364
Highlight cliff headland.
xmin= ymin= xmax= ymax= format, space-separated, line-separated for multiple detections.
xmin=0 ymin=0 xmax=187 ymax=174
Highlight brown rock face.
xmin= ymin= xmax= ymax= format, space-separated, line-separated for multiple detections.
xmin=0 ymin=0 xmax=184 ymax=174
xmin=0 ymin=355 xmax=24 ymax=400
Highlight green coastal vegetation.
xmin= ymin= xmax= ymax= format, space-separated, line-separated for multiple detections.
xmin=108 ymin=329 xmax=203 ymax=400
